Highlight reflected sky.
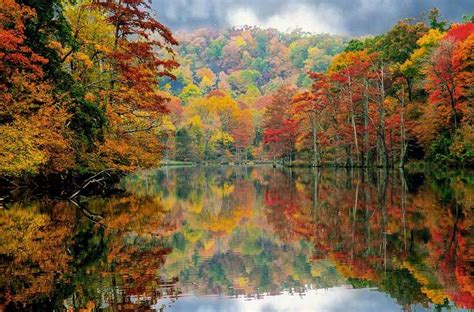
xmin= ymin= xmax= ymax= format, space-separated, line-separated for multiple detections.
xmin=155 ymin=287 xmax=402 ymax=312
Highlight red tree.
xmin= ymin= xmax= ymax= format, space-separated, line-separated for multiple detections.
xmin=263 ymin=85 xmax=298 ymax=163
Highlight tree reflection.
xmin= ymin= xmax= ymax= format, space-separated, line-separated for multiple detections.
xmin=0 ymin=167 xmax=472 ymax=310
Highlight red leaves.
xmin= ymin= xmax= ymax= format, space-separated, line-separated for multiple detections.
xmin=231 ymin=110 xmax=254 ymax=150
xmin=0 ymin=0 xmax=49 ymax=111
xmin=262 ymin=86 xmax=298 ymax=158
xmin=93 ymin=0 xmax=179 ymax=118
xmin=93 ymin=0 xmax=178 ymax=45
xmin=423 ymin=22 xmax=474 ymax=132
xmin=445 ymin=22 xmax=474 ymax=42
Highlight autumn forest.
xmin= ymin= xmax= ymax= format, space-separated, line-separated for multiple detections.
xmin=0 ymin=0 xmax=473 ymax=179
xmin=0 ymin=0 xmax=473 ymax=311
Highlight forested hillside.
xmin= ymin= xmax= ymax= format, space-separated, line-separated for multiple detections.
xmin=163 ymin=16 xmax=474 ymax=167
xmin=0 ymin=0 xmax=473 ymax=179
xmin=160 ymin=27 xmax=347 ymax=162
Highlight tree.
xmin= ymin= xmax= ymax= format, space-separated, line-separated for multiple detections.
xmin=91 ymin=0 xmax=179 ymax=170
xmin=425 ymin=23 xmax=474 ymax=131
xmin=291 ymin=73 xmax=329 ymax=166
xmin=196 ymin=67 xmax=216 ymax=91
xmin=231 ymin=109 xmax=255 ymax=161
xmin=175 ymin=128 xmax=193 ymax=161
xmin=263 ymin=86 xmax=298 ymax=164
xmin=0 ymin=0 xmax=49 ymax=122
xmin=0 ymin=0 xmax=75 ymax=175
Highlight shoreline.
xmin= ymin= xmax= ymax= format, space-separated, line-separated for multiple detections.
xmin=1 ymin=160 xmax=471 ymax=202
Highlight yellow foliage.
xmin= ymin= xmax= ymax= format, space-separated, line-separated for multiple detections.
xmin=0 ymin=124 xmax=48 ymax=175
xmin=187 ymin=115 xmax=203 ymax=128
xmin=0 ymin=105 xmax=73 ymax=175
xmin=402 ymin=261 xmax=449 ymax=304
xmin=450 ymin=125 xmax=474 ymax=161
xmin=417 ymin=29 xmax=445 ymax=47
xmin=400 ymin=29 xmax=445 ymax=74
xmin=295 ymin=181 xmax=306 ymax=193
xmin=0 ymin=202 xmax=73 ymax=302
xmin=189 ymin=199 xmax=203 ymax=214
xmin=210 ymin=131 xmax=234 ymax=146
xmin=94 ymin=132 xmax=162 ymax=172
xmin=183 ymin=227 xmax=203 ymax=243
xmin=234 ymin=36 xmax=247 ymax=48
xmin=74 ymin=51 xmax=94 ymax=68
xmin=196 ymin=67 xmax=216 ymax=89
xmin=329 ymin=50 xmax=370 ymax=72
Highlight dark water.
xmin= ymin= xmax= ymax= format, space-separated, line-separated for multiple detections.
xmin=0 ymin=166 xmax=473 ymax=311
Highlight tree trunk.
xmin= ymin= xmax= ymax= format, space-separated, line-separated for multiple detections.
xmin=399 ymin=84 xmax=407 ymax=168
xmin=364 ymin=80 xmax=370 ymax=168
xmin=348 ymin=74 xmax=360 ymax=166
xmin=312 ymin=116 xmax=320 ymax=167
xmin=109 ymin=0 xmax=123 ymax=107
xmin=378 ymin=64 xmax=388 ymax=168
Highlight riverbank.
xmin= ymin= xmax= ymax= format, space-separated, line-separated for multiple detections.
xmin=0 ymin=169 xmax=125 ymax=202
xmin=1 ymin=159 xmax=471 ymax=203
xmin=271 ymin=159 xmax=473 ymax=170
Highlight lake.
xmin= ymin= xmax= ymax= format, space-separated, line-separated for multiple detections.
xmin=0 ymin=166 xmax=472 ymax=311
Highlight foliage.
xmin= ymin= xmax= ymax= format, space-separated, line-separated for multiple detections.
xmin=0 ymin=0 xmax=179 ymax=176
xmin=1 ymin=4 xmax=473 ymax=176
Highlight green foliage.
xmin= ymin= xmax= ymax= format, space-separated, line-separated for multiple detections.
xmin=428 ymin=8 xmax=448 ymax=31
xmin=462 ymin=15 xmax=474 ymax=23
xmin=19 ymin=0 xmax=77 ymax=90
xmin=175 ymin=128 xmax=193 ymax=161
xmin=289 ymin=41 xmax=309 ymax=68
xmin=69 ymin=86 xmax=107 ymax=147
xmin=180 ymin=84 xmax=203 ymax=103
xmin=205 ymin=38 xmax=227 ymax=60
xmin=379 ymin=20 xmax=428 ymax=64
xmin=380 ymin=269 xmax=426 ymax=305
xmin=344 ymin=39 xmax=366 ymax=52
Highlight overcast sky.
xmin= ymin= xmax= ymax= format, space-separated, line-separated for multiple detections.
xmin=152 ymin=0 xmax=473 ymax=36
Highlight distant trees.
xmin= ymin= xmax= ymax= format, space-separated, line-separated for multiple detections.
xmin=163 ymin=17 xmax=473 ymax=167
xmin=164 ymin=28 xmax=346 ymax=163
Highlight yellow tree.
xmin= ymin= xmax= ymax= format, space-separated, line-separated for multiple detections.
xmin=196 ymin=67 xmax=216 ymax=91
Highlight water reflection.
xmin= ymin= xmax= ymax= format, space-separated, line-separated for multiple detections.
xmin=0 ymin=167 xmax=472 ymax=311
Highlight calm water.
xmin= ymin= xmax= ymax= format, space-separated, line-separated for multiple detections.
xmin=0 ymin=166 xmax=473 ymax=311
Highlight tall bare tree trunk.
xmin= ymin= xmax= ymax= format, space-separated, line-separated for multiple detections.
xmin=312 ymin=116 xmax=320 ymax=167
xmin=400 ymin=84 xmax=407 ymax=168
xmin=348 ymin=74 xmax=360 ymax=167
xmin=378 ymin=63 xmax=388 ymax=168
xmin=364 ymin=80 xmax=370 ymax=168
xmin=109 ymin=0 xmax=123 ymax=107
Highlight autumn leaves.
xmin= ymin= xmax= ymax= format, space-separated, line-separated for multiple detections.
xmin=263 ymin=19 xmax=474 ymax=167
xmin=1 ymin=1 xmax=473 ymax=177
xmin=0 ymin=0 xmax=178 ymax=176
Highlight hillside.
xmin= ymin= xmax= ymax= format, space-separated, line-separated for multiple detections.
xmin=159 ymin=27 xmax=348 ymax=162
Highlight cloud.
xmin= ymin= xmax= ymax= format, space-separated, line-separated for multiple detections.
xmin=262 ymin=4 xmax=346 ymax=34
xmin=152 ymin=0 xmax=474 ymax=35
xmin=227 ymin=4 xmax=346 ymax=34
xmin=227 ymin=7 xmax=260 ymax=28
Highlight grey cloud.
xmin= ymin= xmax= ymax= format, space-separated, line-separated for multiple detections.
xmin=152 ymin=0 xmax=474 ymax=35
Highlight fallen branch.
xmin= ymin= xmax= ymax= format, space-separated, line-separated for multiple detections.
xmin=69 ymin=199 xmax=106 ymax=227
xmin=0 ymin=176 xmax=21 ymax=188
xmin=69 ymin=169 xmax=113 ymax=199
